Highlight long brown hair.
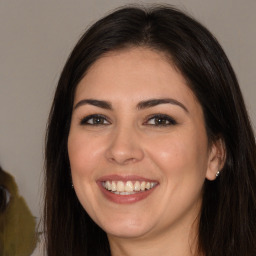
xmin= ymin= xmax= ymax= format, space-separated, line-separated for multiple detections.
xmin=45 ymin=5 xmax=256 ymax=255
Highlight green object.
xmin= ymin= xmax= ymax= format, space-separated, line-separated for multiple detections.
xmin=0 ymin=169 xmax=37 ymax=256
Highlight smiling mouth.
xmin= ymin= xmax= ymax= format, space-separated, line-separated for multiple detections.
xmin=102 ymin=180 xmax=158 ymax=195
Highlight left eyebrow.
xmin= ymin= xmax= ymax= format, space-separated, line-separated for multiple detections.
xmin=137 ymin=98 xmax=189 ymax=113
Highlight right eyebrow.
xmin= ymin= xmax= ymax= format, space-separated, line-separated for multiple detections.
xmin=73 ymin=99 xmax=112 ymax=110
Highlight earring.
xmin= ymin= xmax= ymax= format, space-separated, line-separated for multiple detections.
xmin=216 ymin=171 xmax=220 ymax=178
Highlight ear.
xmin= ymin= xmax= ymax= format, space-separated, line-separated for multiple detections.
xmin=206 ymin=138 xmax=226 ymax=181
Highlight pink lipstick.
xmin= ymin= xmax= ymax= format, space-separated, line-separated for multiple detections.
xmin=97 ymin=175 xmax=158 ymax=204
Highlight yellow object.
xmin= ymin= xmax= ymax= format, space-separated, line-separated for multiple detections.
xmin=0 ymin=169 xmax=37 ymax=256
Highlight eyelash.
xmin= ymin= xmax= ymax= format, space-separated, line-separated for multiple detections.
xmin=145 ymin=114 xmax=177 ymax=126
xmin=80 ymin=114 xmax=110 ymax=126
xmin=79 ymin=114 xmax=177 ymax=127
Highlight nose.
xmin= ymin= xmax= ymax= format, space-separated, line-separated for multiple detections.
xmin=105 ymin=125 xmax=144 ymax=165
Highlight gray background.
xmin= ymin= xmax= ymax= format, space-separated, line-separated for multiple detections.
xmin=0 ymin=0 xmax=255 ymax=254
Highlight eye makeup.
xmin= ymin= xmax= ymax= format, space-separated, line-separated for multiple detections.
xmin=79 ymin=114 xmax=111 ymax=126
xmin=144 ymin=114 xmax=177 ymax=126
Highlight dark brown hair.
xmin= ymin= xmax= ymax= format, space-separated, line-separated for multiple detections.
xmin=44 ymin=5 xmax=256 ymax=256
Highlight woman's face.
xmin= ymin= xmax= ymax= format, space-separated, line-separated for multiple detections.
xmin=68 ymin=47 xmax=218 ymax=240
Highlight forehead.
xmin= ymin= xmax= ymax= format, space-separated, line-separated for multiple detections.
xmin=74 ymin=47 xmax=198 ymax=109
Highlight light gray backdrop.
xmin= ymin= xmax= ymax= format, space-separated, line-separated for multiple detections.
xmin=0 ymin=0 xmax=255 ymax=254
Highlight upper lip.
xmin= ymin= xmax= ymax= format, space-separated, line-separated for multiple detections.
xmin=97 ymin=174 xmax=158 ymax=183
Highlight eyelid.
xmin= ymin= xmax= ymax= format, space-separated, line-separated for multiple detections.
xmin=143 ymin=113 xmax=177 ymax=126
xmin=78 ymin=113 xmax=177 ymax=127
xmin=79 ymin=114 xmax=111 ymax=125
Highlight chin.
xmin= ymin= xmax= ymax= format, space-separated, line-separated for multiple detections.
xmin=99 ymin=215 xmax=153 ymax=239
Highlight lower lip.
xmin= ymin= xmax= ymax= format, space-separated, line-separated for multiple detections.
xmin=97 ymin=182 xmax=158 ymax=204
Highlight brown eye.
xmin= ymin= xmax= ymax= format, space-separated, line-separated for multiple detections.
xmin=80 ymin=114 xmax=110 ymax=126
xmin=146 ymin=114 xmax=177 ymax=126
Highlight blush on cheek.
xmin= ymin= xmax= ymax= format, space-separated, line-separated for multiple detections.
xmin=155 ymin=141 xmax=202 ymax=178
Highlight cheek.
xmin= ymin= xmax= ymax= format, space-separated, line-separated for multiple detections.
xmin=67 ymin=132 xmax=104 ymax=217
xmin=68 ymin=132 xmax=105 ymax=177
xmin=147 ymin=131 xmax=208 ymax=179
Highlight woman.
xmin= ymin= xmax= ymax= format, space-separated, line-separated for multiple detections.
xmin=44 ymin=5 xmax=256 ymax=256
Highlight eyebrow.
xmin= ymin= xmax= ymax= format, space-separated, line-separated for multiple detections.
xmin=74 ymin=98 xmax=188 ymax=113
xmin=137 ymin=98 xmax=188 ymax=113
xmin=74 ymin=99 xmax=112 ymax=110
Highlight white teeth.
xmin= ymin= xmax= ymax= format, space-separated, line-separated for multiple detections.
xmin=140 ymin=181 xmax=146 ymax=191
xmin=111 ymin=181 xmax=117 ymax=192
xmin=114 ymin=191 xmax=136 ymax=195
xmin=117 ymin=181 xmax=124 ymax=192
xmin=134 ymin=181 xmax=140 ymax=191
xmin=125 ymin=181 xmax=134 ymax=192
xmin=120 ymin=191 xmax=135 ymax=195
xmin=103 ymin=180 xmax=157 ymax=194
xmin=105 ymin=181 xmax=111 ymax=190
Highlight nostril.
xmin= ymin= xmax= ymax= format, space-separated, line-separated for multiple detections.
xmin=106 ymin=148 xmax=144 ymax=165
xmin=105 ymin=130 xmax=145 ymax=164
xmin=108 ymin=156 xmax=137 ymax=165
